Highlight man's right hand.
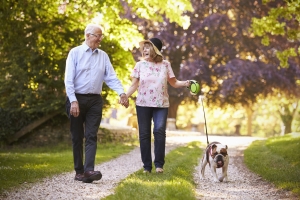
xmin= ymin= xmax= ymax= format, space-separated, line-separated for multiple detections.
xmin=70 ymin=101 xmax=80 ymax=117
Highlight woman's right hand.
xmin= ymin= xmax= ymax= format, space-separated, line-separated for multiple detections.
xmin=119 ymin=95 xmax=129 ymax=108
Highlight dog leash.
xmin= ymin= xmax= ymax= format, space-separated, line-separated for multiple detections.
xmin=187 ymin=81 xmax=209 ymax=145
xmin=199 ymin=95 xmax=209 ymax=145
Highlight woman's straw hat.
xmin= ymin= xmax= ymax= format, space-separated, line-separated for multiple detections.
xmin=139 ymin=37 xmax=163 ymax=57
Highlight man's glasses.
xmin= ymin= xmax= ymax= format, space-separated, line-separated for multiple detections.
xmin=89 ymin=33 xmax=104 ymax=40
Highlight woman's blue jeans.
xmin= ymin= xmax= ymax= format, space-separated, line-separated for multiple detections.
xmin=136 ymin=106 xmax=168 ymax=171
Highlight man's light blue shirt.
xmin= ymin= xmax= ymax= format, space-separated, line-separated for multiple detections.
xmin=65 ymin=43 xmax=125 ymax=102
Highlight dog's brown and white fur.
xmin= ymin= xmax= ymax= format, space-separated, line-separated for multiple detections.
xmin=199 ymin=142 xmax=229 ymax=182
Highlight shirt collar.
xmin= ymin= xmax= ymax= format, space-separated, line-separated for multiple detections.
xmin=82 ymin=42 xmax=98 ymax=53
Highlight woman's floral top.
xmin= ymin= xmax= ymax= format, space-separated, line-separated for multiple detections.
xmin=131 ymin=60 xmax=175 ymax=107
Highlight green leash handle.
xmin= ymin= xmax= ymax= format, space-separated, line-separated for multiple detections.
xmin=187 ymin=80 xmax=200 ymax=95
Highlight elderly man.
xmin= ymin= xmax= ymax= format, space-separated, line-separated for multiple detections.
xmin=65 ymin=24 xmax=128 ymax=183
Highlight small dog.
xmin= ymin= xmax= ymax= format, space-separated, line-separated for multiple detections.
xmin=199 ymin=141 xmax=229 ymax=182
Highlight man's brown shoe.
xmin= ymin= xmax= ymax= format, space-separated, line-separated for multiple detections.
xmin=74 ymin=173 xmax=84 ymax=181
xmin=82 ymin=171 xmax=102 ymax=183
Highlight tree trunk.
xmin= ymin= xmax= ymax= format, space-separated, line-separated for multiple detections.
xmin=283 ymin=120 xmax=292 ymax=135
xmin=245 ymin=107 xmax=253 ymax=136
xmin=278 ymin=101 xmax=298 ymax=135
xmin=168 ymin=98 xmax=181 ymax=119
xmin=167 ymin=96 xmax=183 ymax=130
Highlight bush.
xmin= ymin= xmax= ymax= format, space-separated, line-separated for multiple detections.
xmin=0 ymin=108 xmax=35 ymax=141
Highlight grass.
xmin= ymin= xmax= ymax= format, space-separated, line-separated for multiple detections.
xmin=3 ymin=133 xmax=299 ymax=199
xmin=104 ymin=141 xmax=202 ymax=200
xmin=0 ymin=142 xmax=136 ymax=194
xmin=244 ymin=132 xmax=300 ymax=197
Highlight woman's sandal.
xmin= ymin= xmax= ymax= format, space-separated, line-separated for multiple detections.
xmin=156 ymin=168 xmax=164 ymax=173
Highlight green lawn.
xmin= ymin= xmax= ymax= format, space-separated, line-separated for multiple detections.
xmin=2 ymin=133 xmax=299 ymax=199
xmin=0 ymin=142 xmax=136 ymax=194
xmin=104 ymin=141 xmax=202 ymax=200
xmin=244 ymin=132 xmax=300 ymax=197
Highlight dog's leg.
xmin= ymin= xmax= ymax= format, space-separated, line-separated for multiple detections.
xmin=221 ymin=157 xmax=229 ymax=182
xmin=200 ymin=156 xmax=207 ymax=180
xmin=210 ymin=165 xmax=219 ymax=182
xmin=220 ymin=166 xmax=228 ymax=182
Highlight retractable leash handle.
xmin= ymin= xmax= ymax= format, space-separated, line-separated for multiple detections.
xmin=187 ymin=80 xmax=200 ymax=96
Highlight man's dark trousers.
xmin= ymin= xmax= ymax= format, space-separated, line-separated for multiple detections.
xmin=66 ymin=94 xmax=103 ymax=174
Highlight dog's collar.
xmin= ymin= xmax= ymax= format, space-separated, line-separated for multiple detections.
xmin=209 ymin=145 xmax=218 ymax=158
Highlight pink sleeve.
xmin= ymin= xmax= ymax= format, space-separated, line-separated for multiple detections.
xmin=131 ymin=62 xmax=140 ymax=78
xmin=166 ymin=61 xmax=175 ymax=78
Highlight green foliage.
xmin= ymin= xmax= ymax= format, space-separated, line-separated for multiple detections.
xmin=0 ymin=0 xmax=192 ymax=140
xmin=244 ymin=133 xmax=300 ymax=196
xmin=104 ymin=142 xmax=201 ymax=200
xmin=251 ymin=0 xmax=300 ymax=67
xmin=176 ymin=97 xmax=286 ymax=137
xmin=0 ymin=142 xmax=136 ymax=194
xmin=0 ymin=108 xmax=35 ymax=141
xmin=100 ymin=39 xmax=136 ymax=109
xmin=126 ymin=0 xmax=193 ymax=30
xmin=0 ymin=0 xmax=85 ymax=112
xmin=276 ymin=48 xmax=297 ymax=67
xmin=292 ymin=105 xmax=300 ymax=131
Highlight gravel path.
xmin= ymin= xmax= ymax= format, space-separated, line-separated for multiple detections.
xmin=192 ymin=139 xmax=298 ymax=200
xmin=0 ymin=143 xmax=179 ymax=200
xmin=1 ymin=133 xmax=298 ymax=200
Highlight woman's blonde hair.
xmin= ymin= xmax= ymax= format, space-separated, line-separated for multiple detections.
xmin=142 ymin=43 xmax=163 ymax=63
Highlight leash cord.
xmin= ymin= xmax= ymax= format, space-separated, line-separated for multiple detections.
xmin=200 ymin=96 xmax=209 ymax=145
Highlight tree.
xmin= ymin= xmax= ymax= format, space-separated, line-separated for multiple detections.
xmin=250 ymin=0 xmax=300 ymax=134
xmin=0 ymin=0 xmax=193 ymax=141
xmin=126 ymin=0 xmax=300 ymax=135
xmin=278 ymin=98 xmax=298 ymax=134
xmin=251 ymin=0 xmax=300 ymax=67
xmin=218 ymin=59 xmax=300 ymax=135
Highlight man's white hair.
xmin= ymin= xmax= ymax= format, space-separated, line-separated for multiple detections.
xmin=84 ymin=24 xmax=103 ymax=36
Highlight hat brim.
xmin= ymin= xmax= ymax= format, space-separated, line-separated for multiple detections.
xmin=139 ymin=40 xmax=163 ymax=57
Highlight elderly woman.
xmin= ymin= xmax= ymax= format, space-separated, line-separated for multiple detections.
xmin=125 ymin=37 xmax=190 ymax=173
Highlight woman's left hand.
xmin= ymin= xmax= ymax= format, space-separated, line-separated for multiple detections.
xmin=185 ymin=80 xmax=191 ymax=87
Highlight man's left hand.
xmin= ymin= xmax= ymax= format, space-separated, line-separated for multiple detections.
xmin=119 ymin=93 xmax=129 ymax=108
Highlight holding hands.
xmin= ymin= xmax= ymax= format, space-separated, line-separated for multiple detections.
xmin=119 ymin=93 xmax=129 ymax=108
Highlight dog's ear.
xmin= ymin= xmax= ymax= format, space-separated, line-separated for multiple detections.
xmin=211 ymin=144 xmax=217 ymax=154
xmin=212 ymin=144 xmax=217 ymax=149
xmin=220 ymin=148 xmax=228 ymax=156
